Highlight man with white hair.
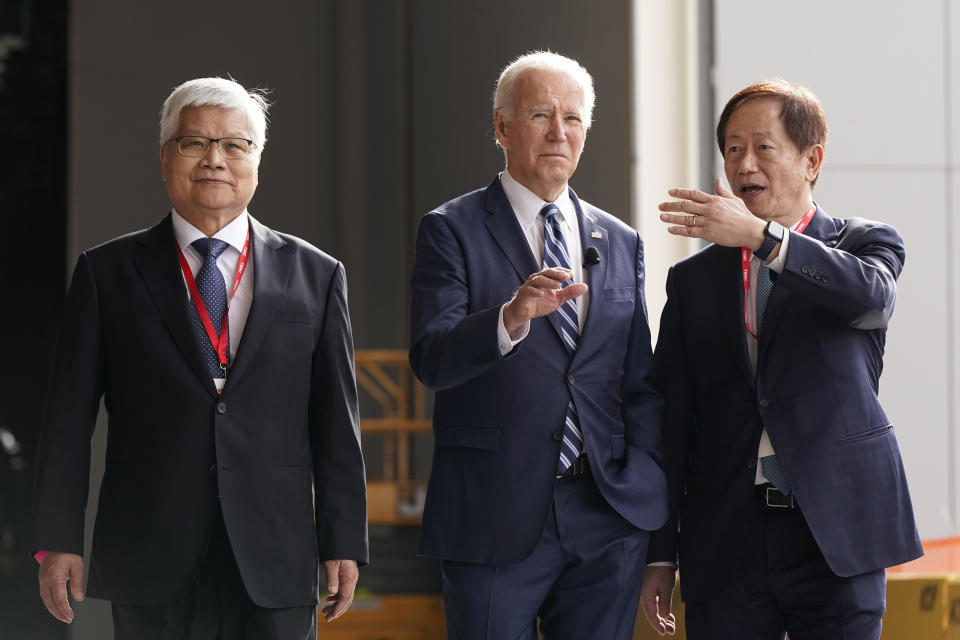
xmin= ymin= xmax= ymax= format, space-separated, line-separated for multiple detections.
xmin=31 ymin=77 xmax=368 ymax=639
xmin=410 ymin=52 xmax=668 ymax=639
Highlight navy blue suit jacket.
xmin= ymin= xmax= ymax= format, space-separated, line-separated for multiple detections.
xmin=31 ymin=214 xmax=368 ymax=607
xmin=410 ymin=176 xmax=668 ymax=565
xmin=647 ymin=206 xmax=923 ymax=601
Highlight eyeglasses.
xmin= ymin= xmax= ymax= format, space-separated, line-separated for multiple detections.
xmin=167 ymin=136 xmax=257 ymax=159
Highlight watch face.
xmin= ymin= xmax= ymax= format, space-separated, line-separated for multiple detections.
xmin=767 ymin=221 xmax=785 ymax=242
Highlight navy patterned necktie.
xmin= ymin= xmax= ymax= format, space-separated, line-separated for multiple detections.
xmin=190 ymin=237 xmax=230 ymax=378
xmin=756 ymin=264 xmax=773 ymax=333
xmin=540 ymin=203 xmax=584 ymax=472
xmin=755 ymin=263 xmax=790 ymax=492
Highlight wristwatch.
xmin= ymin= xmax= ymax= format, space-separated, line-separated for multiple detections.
xmin=753 ymin=220 xmax=785 ymax=261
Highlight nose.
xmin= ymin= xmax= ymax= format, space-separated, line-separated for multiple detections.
xmin=738 ymin=147 xmax=758 ymax=173
xmin=200 ymin=142 xmax=227 ymax=169
xmin=546 ymin=113 xmax=567 ymax=141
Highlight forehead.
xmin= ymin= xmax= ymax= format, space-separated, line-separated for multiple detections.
xmin=726 ymin=98 xmax=785 ymax=136
xmin=513 ymin=69 xmax=585 ymax=110
xmin=176 ymin=105 xmax=252 ymax=136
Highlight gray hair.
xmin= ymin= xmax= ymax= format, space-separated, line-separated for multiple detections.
xmin=159 ymin=77 xmax=270 ymax=150
xmin=493 ymin=51 xmax=595 ymax=130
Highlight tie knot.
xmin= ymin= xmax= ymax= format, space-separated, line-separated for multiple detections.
xmin=191 ymin=237 xmax=229 ymax=262
xmin=539 ymin=203 xmax=561 ymax=221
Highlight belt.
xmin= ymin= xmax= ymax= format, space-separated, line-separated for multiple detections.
xmin=754 ymin=483 xmax=798 ymax=509
xmin=557 ymin=454 xmax=589 ymax=480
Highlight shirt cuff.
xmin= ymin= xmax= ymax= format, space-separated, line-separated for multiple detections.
xmin=646 ymin=561 xmax=676 ymax=568
xmin=766 ymin=228 xmax=790 ymax=273
xmin=498 ymin=304 xmax=529 ymax=356
xmin=35 ymin=550 xmax=50 ymax=564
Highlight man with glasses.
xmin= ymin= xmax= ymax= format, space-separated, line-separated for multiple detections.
xmin=31 ymin=77 xmax=368 ymax=639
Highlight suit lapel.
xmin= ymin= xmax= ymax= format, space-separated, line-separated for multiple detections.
xmin=134 ymin=214 xmax=219 ymax=398
xmin=482 ymin=177 xmax=565 ymax=340
xmin=757 ymin=206 xmax=835 ymax=357
xmin=225 ymin=215 xmax=292 ymax=384
xmin=483 ymin=176 xmax=540 ymax=282
xmin=570 ymin=189 xmax=606 ymax=346
xmin=713 ymin=246 xmax=754 ymax=385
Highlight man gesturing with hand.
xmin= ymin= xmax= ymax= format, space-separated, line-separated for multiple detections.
xmin=641 ymin=79 xmax=921 ymax=640
xmin=410 ymin=52 xmax=667 ymax=640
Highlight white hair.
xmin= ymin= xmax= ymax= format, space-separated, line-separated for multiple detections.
xmin=493 ymin=51 xmax=595 ymax=130
xmin=159 ymin=77 xmax=270 ymax=150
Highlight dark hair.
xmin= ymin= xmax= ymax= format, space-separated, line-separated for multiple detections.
xmin=717 ymin=79 xmax=827 ymax=183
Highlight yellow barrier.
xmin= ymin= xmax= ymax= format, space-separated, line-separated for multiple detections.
xmin=882 ymin=574 xmax=948 ymax=639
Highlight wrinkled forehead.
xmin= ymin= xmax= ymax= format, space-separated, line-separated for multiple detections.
xmin=514 ymin=69 xmax=586 ymax=112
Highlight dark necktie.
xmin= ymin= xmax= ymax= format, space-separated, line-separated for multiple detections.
xmin=540 ymin=204 xmax=584 ymax=473
xmin=755 ymin=263 xmax=791 ymax=492
xmin=756 ymin=264 xmax=772 ymax=333
xmin=190 ymin=237 xmax=230 ymax=378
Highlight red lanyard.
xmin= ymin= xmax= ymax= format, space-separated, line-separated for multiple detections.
xmin=176 ymin=229 xmax=251 ymax=374
xmin=742 ymin=205 xmax=815 ymax=339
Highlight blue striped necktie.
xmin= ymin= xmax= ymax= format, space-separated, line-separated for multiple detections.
xmin=540 ymin=203 xmax=584 ymax=473
xmin=755 ymin=263 xmax=790 ymax=493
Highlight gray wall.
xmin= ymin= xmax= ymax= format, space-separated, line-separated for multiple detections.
xmin=68 ymin=1 xmax=632 ymax=636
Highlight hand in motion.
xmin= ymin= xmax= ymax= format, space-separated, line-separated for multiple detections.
xmin=659 ymin=178 xmax=767 ymax=250
xmin=503 ymin=267 xmax=588 ymax=337
xmin=38 ymin=552 xmax=85 ymax=623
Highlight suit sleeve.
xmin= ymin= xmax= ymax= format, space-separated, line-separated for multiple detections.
xmin=779 ymin=220 xmax=905 ymax=330
xmin=310 ymin=262 xmax=369 ymax=565
xmin=31 ymin=253 xmax=105 ymax=556
xmin=646 ymin=267 xmax=694 ymax=564
xmin=620 ymin=231 xmax=663 ymax=454
xmin=409 ymin=211 xmax=509 ymax=391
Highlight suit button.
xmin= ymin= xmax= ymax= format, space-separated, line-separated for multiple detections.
xmin=216 ymin=402 xmax=227 ymax=414
xmin=747 ymin=459 xmax=756 ymax=469
xmin=801 ymin=265 xmax=809 ymax=274
xmin=209 ymin=464 xmax=217 ymax=476
xmin=552 ymin=430 xmax=563 ymax=441
xmin=758 ymin=398 xmax=772 ymax=408
xmin=567 ymin=374 xmax=575 ymax=385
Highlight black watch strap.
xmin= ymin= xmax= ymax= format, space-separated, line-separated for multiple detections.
xmin=753 ymin=221 xmax=785 ymax=261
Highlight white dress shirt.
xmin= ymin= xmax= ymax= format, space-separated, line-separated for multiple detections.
xmin=171 ymin=209 xmax=255 ymax=388
xmin=496 ymin=169 xmax=589 ymax=355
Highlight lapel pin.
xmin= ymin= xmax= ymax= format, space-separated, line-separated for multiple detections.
xmin=591 ymin=231 xmax=602 ymax=238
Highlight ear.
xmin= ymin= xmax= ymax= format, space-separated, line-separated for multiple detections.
xmin=159 ymin=146 xmax=168 ymax=182
xmin=804 ymin=143 xmax=824 ymax=183
xmin=494 ymin=109 xmax=510 ymax=151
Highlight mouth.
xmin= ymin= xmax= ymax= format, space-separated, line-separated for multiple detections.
xmin=196 ymin=178 xmax=231 ymax=186
xmin=739 ymin=184 xmax=765 ymax=198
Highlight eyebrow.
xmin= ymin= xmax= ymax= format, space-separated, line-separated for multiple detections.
xmin=726 ymin=130 xmax=774 ymax=141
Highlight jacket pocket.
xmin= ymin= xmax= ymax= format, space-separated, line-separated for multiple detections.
xmin=604 ymin=286 xmax=635 ymax=301
xmin=437 ymin=425 xmax=501 ymax=451
xmin=276 ymin=308 xmax=317 ymax=324
xmin=840 ymin=424 xmax=893 ymax=444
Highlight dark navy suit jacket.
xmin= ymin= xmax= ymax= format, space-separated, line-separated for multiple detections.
xmin=647 ymin=206 xmax=923 ymax=602
xmin=410 ymin=176 xmax=668 ymax=565
xmin=31 ymin=214 xmax=368 ymax=607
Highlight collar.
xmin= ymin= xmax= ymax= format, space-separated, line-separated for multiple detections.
xmin=500 ymin=169 xmax=576 ymax=233
xmin=171 ymin=209 xmax=250 ymax=253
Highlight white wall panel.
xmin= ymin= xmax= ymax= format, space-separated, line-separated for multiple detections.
xmin=715 ymin=0 xmax=945 ymax=169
